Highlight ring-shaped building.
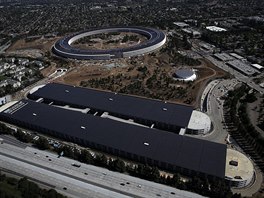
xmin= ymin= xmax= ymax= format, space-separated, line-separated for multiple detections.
xmin=52 ymin=26 xmax=166 ymax=60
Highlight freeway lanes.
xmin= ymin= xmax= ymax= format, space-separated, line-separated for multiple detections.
xmin=0 ymin=142 xmax=205 ymax=198
xmin=0 ymin=154 xmax=132 ymax=198
xmin=0 ymin=134 xmax=27 ymax=148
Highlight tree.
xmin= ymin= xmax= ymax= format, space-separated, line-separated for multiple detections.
xmin=18 ymin=177 xmax=40 ymax=198
xmin=171 ymin=173 xmax=180 ymax=186
xmin=231 ymin=193 xmax=242 ymax=198
xmin=0 ymin=123 xmax=12 ymax=135
xmin=94 ymin=154 xmax=108 ymax=167
xmin=78 ymin=149 xmax=94 ymax=164
xmin=35 ymin=137 xmax=49 ymax=150
xmin=58 ymin=146 xmax=75 ymax=159
xmin=109 ymin=158 xmax=126 ymax=173
xmin=14 ymin=129 xmax=31 ymax=143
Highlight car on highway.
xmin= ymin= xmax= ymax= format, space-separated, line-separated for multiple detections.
xmin=71 ymin=163 xmax=81 ymax=167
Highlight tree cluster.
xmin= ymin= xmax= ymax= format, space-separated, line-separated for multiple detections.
xmin=0 ymin=123 xmax=13 ymax=135
xmin=224 ymin=85 xmax=264 ymax=171
xmin=80 ymin=66 xmax=190 ymax=103
xmin=0 ymin=125 xmax=49 ymax=150
xmin=0 ymin=174 xmax=66 ymax=198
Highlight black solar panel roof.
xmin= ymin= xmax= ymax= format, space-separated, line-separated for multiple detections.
xmin=55 ymin=26 xmax=165 ymax=55
xmin=29 ymin=83 xmax=193 ymax=128
xmin=0 ymin=99 xmax=226 ymax=178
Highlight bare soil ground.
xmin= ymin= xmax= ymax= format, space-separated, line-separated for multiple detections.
xmin=252 ymin=182 xmax=264 ymax=198
xmin=55 ymin=53 xmax=228 ymax=107
xmin=7 ymin=37 xmax=228 ymax=107
xmin=72 ymin=32 xmax=147 ymax=50
xmin=41 ymin=62 xmax=58 ymax=77
xmin=5 ymin=37 xmax=60 ymax=58
xmin=7 ymin=37 xmax=59 ymax=52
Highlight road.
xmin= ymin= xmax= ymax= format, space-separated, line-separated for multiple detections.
xmin=13 ymin=67 xmax=69 ymax=101
xmin=0 ymin=134 xmax=27 ymax=148
xmin=205 ymin=55 xmax=264 ymax=94
xmin=191 ymin=79 xmax=238 ymax=144
xmin=191 ymin=40 xmax=264 ymax=95
xmin=195 ymin=78 xmax=264 ymax=197
xmin=0 ymin=141 xmax=205 ymax=198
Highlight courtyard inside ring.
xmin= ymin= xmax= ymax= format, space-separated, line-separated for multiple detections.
xmin=52 ymin=26 xmax=166 ymax=60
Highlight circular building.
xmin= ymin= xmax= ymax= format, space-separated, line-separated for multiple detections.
xmin=186 ymin=110 xmax=211 ymax=135
xmin=52 ymin=26 xmax=166 ymax=60
xmin=173 ymin=69 xmax=197 ymax=81
xmin=225 ymin=149 xmax=254 ymax=188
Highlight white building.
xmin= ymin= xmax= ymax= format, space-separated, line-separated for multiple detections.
xmin=206 ymin=26 xmax=227 ymax=32
xmin=173 ymin=69 xmax=197 ymax=82
xmin=225 ymin=149 xmax=254 ymax=188
xmin=251 ymin=64 xmax=263 ymax=71
xmin=174 ymin=22 xmax=189 ymax=28
xmin=186 ymin=110 xmax=211 ymax=135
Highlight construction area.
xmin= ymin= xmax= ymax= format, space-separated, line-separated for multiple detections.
xmin=5 ymin=35 xmax=228 ymax=108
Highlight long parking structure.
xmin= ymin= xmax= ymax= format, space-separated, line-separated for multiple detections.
xmin=52 ymin=26 xmax=166 ymax=60
xmin=28 ymin=83 xmax=212 ymax=134
xmin=0 ymin=99 xmax=226 ymax=179
xmin=28 ymin=83 xmax=193 ymax=132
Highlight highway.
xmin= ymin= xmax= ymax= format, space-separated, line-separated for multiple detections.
xmin=0 ymin=134 xmax=27 ymax=148
xmin=0 ymin=141 xmax=205 ymax=198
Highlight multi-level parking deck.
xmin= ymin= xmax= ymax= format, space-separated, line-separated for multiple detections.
xmin=28 ymin=83 xmax=193 ymax=132
xmin=0 ymin=99 xmax=227 ymax=179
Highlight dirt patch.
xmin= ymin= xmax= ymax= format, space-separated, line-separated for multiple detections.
xmin=7 ymin=37 xmax=59 ymax=53
xmin=72 ymin=32 xmax=147 ymax=50
xmin=8 ymin=37 xmax=228 ymax=106
xmin=56 ymin=52 xmax=228 ymax=106
xmin=41 ymin=62 xmax=58 ymax=77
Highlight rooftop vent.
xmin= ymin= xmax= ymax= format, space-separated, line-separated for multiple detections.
xmin=144 ymin=142 xmax=150 ymax=146
xmin=33 ymin=113 xmax=37 ymax=116
xmin=81 ymin=126 xmax=86 ymax=129
xmin=229 ymin=160 xmax=238 ymax=166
